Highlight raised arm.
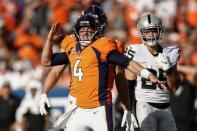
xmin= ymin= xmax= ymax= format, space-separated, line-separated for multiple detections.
xmin=41 ymin=23 xmax=67 ymax=66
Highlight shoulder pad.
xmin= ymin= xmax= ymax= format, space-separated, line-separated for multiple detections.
xmin=162 ymin=45 xmax=179 ymax=55
xmin=95 ymin=37 xmax=116 ymax=45
xmin=125 ymin=44 xmax=140 ymax=52
xmin=64 ymin=35 xmax=76 ymax=42
xmin=163 ymin=45 xmax=180 ymax=65
xmin=115 ymin=39 xmax=124 ymax=45
xmin=61 ymin=35 xmax=76 ymax=49
xmin=124 ymin=44 xmax=140 ymax=60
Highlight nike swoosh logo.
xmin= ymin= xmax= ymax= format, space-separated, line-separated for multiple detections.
xmin=161 ymin=61 xmax=167 ymax=64
xmin=93 ymin=110 xmax=98 ymax=114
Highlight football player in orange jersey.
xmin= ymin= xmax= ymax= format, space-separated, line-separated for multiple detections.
xmin=39 ymin=36 xmax=77 ymax=129
xmin=81 ymin=6 xmax=134 ymax=130
xmin=81 ymin=6 xmax=135 ymax=131
xmin=40 ymin=14 xmax=167 ymax=131
xmin=39 ymin=5 xmax=133 ymax=131
xmin=39 ymin=5 xmax=131 ymax=130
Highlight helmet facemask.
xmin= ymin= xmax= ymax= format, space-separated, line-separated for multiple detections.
xmin=78 ymin=27 xmax=98 ymax=47
xmin=140 ymin=26 xmax=162 ymax=47
xmin=74 ymin=15 xmax=100 ymax=47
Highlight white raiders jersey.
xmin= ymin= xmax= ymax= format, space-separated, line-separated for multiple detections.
xmin=125 ymin=44 xmax=180 ymax=103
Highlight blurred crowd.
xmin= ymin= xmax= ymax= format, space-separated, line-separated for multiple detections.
xmin=0 ymin=0 xmax=196 ymax=131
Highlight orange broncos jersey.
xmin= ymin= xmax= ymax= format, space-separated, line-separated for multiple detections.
xmin=61 ymin=36 xmax=118 ymax=108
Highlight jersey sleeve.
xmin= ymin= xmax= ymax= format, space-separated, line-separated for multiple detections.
xmin=163 ymin=46 xmax=180 ymax=66
xmin=116 ymin=40 xmax=124 ymax=54
xmin=60 ymin=35 xmax=75 ymax=50
xmin=99 ymin=38 xmax=118 ymax=61
xmin=124 ymin=44 xmax=138 ymax=61
xmin=60 ymin=37 xmax=69 ymax=50
xmin=169 ymin=46 xmax=180 ymax=66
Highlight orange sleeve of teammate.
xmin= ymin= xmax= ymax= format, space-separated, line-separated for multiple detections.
xmin=116 ymin=40 xmax=124 ymax=54
xmin=99 ymin=38 xmax=118 ymax=62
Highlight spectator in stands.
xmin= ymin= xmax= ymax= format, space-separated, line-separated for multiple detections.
xmin=0 ymin=81 xmax=21 ymax=131
xmin=170 ymin=72 xmax=196 ymax=131
xmin=16 ymin=79 xmax=50 ymax=131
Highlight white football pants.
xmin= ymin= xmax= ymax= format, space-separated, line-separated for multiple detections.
xmin=66 ymin=105 xmax=113 ymax=131
xmin=136 ymin=101 xmax=177 ymax=131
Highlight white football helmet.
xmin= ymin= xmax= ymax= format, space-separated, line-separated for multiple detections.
xmin=137 ymin=14 xmax=163 ymax=47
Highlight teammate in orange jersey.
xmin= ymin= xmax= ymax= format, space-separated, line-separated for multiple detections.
xmin=81 ymin=6 xmax=134 ymax=130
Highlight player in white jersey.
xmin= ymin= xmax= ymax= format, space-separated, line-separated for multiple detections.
xmin=124 ymin=14 xmax=181 ymax=131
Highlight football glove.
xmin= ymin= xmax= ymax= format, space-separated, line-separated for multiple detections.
xmin=121 ymin=110 xmax=139 ymax=131
xmin=155 ymin=53 xmax=171 ymax=71
xmin=121 ymin=110 xmax=131 ymax=131
xmin=38 ymin=94 xmax=51 ymax=116
xmin=130 ymin=113 xmax=139 ymax=130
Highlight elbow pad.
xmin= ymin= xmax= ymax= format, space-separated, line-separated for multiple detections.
xmin=51 ymin=53 xmax=69 ymax=66
xmin=107 ymin=51 xmax=130 ymax=68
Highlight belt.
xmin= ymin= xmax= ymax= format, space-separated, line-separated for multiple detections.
xmin=148 ymin=102 xmax=170 ymax=109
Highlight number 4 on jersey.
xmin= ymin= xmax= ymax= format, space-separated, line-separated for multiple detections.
xmin=74 ymin=59 xmax=83 ymax=81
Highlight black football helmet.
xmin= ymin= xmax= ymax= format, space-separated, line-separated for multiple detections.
xmin=74 ymin=15 xmax=100 ymax=47
xmin=81 ymin=5 xmax=107 ymax=34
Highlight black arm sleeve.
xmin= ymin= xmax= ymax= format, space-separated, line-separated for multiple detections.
xmin=128 ymin=80 xmax=136 ymax=95
xmin=51 ymin=53 xmax=69 ymax=66
xmin=107 ymin=50 xmax=130 ymax=68
xmin=127 ymin=80 xmax=137 ymax=112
